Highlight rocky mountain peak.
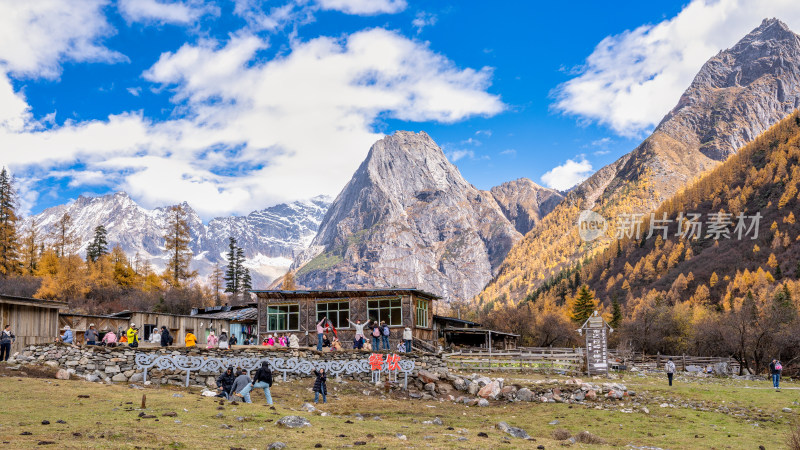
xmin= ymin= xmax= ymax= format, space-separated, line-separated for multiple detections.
xmin=489 ymin=178 xmax=564 ymax=235
xmin=292 ymin=131 xmax=522 ymax=301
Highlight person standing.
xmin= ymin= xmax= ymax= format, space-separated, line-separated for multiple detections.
xmin=380 ymin=321 xmax=390 ymax=350
xmin=229 ymin=334 xmax=238 ymax=347
xmin=370 ymin=322 xmax=381 ymax=352
xmin=206 ymin=331 xmax=218 ymax=349
xmin=403 ymin=327 xmax=412 ymax=353
xmin=238 ymin=361 xmax=274 ymax=405
xmin=185 ymin=331 xmax=197 ymax=347
xmin=666 ymin=358 xmax=676 ymax=386
xmin=770 ymin=359 xmax=783 ymax=390
xmin=84 ymin=324 xmax=99 ymax=346
xmin=316 ymin=317 xmax=327 ymax=351
xmin=126 ymin=323 xmax=139 ymax=348
xmin=347 ymin=318 xmax=368 ymax=349
xmin=312 ymin=368 xmax=327 ymax=404
xmin=1 ymin=324 xmax=15 ymax=361
xmin=160 ymin=326 xmax=172 ymax=347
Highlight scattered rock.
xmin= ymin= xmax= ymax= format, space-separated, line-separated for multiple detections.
xmin=301 ymin=403 xmax=316 ymax=412
xmin=477 ymin=399 xmax=489 ymax=407
xmin=783 ymin=408 xmax=793 ymax=413
xmin=478 ymin=381 xmax=501 ymax=400
xmin=55 ymin=420 xmax=66 ymax=424
xmin=354 ymin=442 xmax=366 ymax=446
xmin=77 ymin=395 xmax=90 ymax=399
xmin=396 ymin=434 xmax=407 ymax=440
xmin=516 ymin=388 xmax=534 ymax=402
xmin=418 ymin=370 xmax=439 ymax=384
xmin=548 ymin=420 xmax=559 ymax=425
xmin=172 ymin=393 xmax=184 ymax=398
xmin=277 ymin=416 xmax=311 ymax=428
xmin=20 ymin=432 xmax=32 ymax=436
xmin=162 ymin=412 xmax=178 ymax=417
xmin=477 ymin=432 xmax=488 ymax=438
xmin=432 ymin=417 xmax=443 ymax=425
xmin=37 ymin=441 xmax=56 ymax=445
xmin=267 ymin=442 xmax=287 ymax=450
xmin=55 ymin=370 xmax=69 ymax=380
xmin=497 ymin=422 xmax=531 ymax=439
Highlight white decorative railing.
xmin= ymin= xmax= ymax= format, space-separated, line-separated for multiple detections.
xmin=134 ymin=353 xmax=415 ymax=388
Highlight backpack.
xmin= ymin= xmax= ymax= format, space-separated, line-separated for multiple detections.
xmin=382 ymin=325 xmax=390 ymax=336
xmin=372 ymin=327 xmax=380 ymax=337
xmin=776 ymin=363 xmax=783 ymax=371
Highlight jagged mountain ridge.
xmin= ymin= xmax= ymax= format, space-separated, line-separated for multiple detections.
xmin=289 ymin=131 xmax=524 ymax=301
xmin=24 ymin=192 xmax=331 ymax=286
xmin=489 ymin=178 xmax=563 ymax=235
xmin=478 ymin=18 xmax=800 ymax=305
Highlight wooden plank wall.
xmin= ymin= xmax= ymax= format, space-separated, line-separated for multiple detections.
xmin=0 ymin=303 xmax=59 ymax=353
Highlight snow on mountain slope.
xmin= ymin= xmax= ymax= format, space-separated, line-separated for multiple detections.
xmin=23 ymin=192 xmax=331 ymax=287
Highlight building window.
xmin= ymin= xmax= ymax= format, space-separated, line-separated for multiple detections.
xmin=416 ymin=300 xmax=429 ymax=328
xmin=267 ymin=304 xmax=300 ymax=331
xmin=316 ymin=301 xmax=350 ymax=328
xmin=367 ymin=298 xmax=402 ymax=326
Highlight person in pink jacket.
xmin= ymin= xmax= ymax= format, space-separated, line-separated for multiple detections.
xmin=102 ymin=330 xmax=117 ymax=348
xmin=206 ymin=331 xmax=218 ymax=349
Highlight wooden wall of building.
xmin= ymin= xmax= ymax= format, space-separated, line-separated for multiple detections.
xmin=0 ymin=301 xmax=61 ymax=353
xmin=257 ymin=293 xmax=435 ymax=348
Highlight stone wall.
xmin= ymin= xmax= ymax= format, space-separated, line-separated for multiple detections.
xmin=11 ymin=344 xmax=446 ymax=388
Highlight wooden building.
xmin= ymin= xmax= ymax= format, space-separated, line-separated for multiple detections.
xmin=0 ymin=294 xmax=65 ymax=353
xmin=104 ymin=310 xmax=233 ymax=346
xmin=59 ymin=313 xmax=129 ymax=345
xmin=190 ymin=305 xmax=258 ymax=344
xmin=252 ymin=289 xmax=439 ymax=350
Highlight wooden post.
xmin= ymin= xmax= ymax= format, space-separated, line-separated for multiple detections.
xmin=682 ymin=353 xmax=686 ymax=371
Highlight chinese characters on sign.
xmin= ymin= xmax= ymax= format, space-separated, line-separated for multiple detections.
xmin=578 ymin=311 xmax=612 ymax=376
xmin=615 ymin=211 xmax=762 ymax=241
xmin=369 ymin=353 xmax=402 ymax=383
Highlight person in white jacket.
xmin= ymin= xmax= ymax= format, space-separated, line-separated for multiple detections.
xmin=348 ymin=319 xmax=369 ymax=350
xmin=402 ymin=327 xmax=412 ymax=353
xmin=288 ymin=333 xmax=299 ymax=349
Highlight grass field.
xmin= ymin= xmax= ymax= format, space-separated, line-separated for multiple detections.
xmin=0 ymin=364 xmax=796 ymax=449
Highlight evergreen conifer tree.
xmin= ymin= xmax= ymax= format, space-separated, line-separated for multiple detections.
xmin=224 ymin=237 xmax=238 ymax=295
xmin=0 ymin=167 xmax=21 ymax=275
xmin=571 ymin=284 xmax=597 ymax=324
xmin=610 ymin=296 xmax=622 ymax=329
xmin=163 ymin=205 xmax=195 ymax=286
xmin=87 ymin=225 xmax=109 ymax=262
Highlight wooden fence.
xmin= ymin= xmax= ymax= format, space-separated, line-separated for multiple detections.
xmin=442 ymin=347 xmax=740 ymax=375
xmin=443 ymin=349 xmax=584 ymax=375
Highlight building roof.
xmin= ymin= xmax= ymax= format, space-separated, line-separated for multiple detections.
xmin=433 ymin=315 xmax=481 ymax=327
xmin=191 ymin=307 xmax=258 ymax=321
xmin=0 ymin=294 xmax=67 ymax=310
xmin=252 ymin=288 xmax=441 ymax=300
xmin=442 ymin=327 xmax=520 ymax=338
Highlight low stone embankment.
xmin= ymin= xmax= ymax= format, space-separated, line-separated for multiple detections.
xmin=10 ymin=344 xmax=446 ymax=387
xmin=411 ymin=369 xmax=635 ymax=408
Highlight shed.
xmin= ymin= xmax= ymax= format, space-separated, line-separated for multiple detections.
xmin=0 ymin=294 xmax=65 ymax=353
xmin=106 ymin=310 xmax=233 ymax=346
xmin=442 ymin=327 xmax=519 ymax=351
xmin=58 ymin=313 xmax=130 ymax=345
xmin=252 ymin=289 xmax=439 ymax=350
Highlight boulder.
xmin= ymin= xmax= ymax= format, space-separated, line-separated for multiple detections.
xmin=477 ymin=399 xmax=489 ymax=407
xmin=436 ymin=382 xmax=452 ymax=395
xmin=516 ymin=388 xmax=534 ymax=402
xmin=45 ymin=361 xmax=59 ymax=368
xmin=424 ymin=383 xmax=436 ymax=392
xmin=55 ymin=369 xmax=70 ymax=380
xmin=111 ymin=373 xmax=128 ymax=382
xmin=277 ymin=416 xmax=311 ymax=428
xmin=129 ymin=373 xmax=144 ymax=383
xmin=418 ymin=370 xmax=439 ymax=384
xmin=268 ymin=443 xmax=287 ymax=449
xmin=478 ymin=381 xmax=501 ymax=400
xmin=585 ymin=390 xmax=597 ymax=401
xmin=453 ymin=377 xmax=467 ymax=391
xmin=467 ymin=382 xmax=480 ymax=396
xmin=497 ymin=422 xmax=531 ymax=439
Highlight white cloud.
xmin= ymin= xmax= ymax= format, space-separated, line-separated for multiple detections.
xmin=118 ymin=0 xmax=218 ymax=25
xmin=591 ymin=137 xmax=611 ymax=147
xmin=412 ymin=11 xmax=437 ymax=33
xmin=232 ymin=0 xmax=314 ymax=32
xmin=540 ymin=157 xmax=593 ymax=191
xmin=5 ymin=28 xmax=503 ymax=219
xmin=0 ymin=0 xmax=122 ymax=79
xmin=499 ymin=149 xmax=516 ymax=157
xmin=446 ymin=149 xmax=474 ymax=162
xmin=553 ymin=0 xmax=800 ymax=136
xmin=316 ymin=0 xmax=406 ymax=15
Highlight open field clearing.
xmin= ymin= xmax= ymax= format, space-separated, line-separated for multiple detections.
xmin=0 ymin=364 xmax=797 ymax=449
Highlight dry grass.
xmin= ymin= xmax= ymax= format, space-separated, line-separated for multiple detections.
xmin=0 ymin=365 xmax=795 ymax=449
xmin=552 ymin=428 xmax=571 ymax=440
xmin=788 ymin=420 xmax=800 ymax=450
xmin=575 ymin=430 xmax=605 ymax=444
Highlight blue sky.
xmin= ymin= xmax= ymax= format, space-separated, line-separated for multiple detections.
xmin=2 ymin=0 xmax=800 ymax=220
